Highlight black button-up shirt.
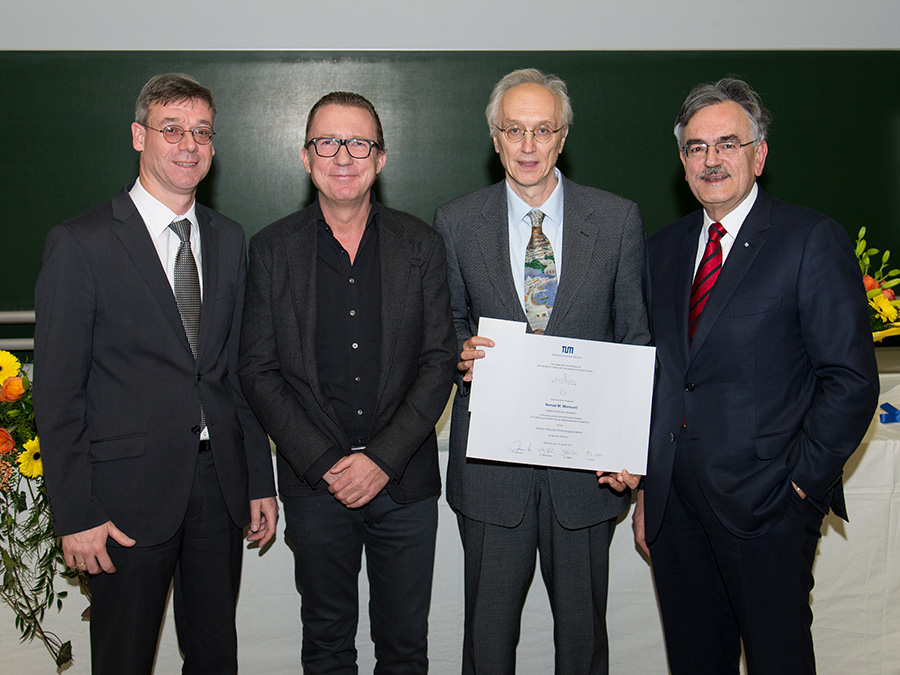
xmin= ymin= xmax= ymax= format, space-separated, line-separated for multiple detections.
xmin=303 ymin=197 xmax=385 ymax=486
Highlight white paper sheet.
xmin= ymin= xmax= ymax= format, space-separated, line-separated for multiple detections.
xmin=466 ymin=317 xmax=655 ymax=473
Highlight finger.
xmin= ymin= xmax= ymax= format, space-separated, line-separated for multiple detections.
xmin=107 ymin=522 xmax=136 ymax=548
xmin=94 ymin=551 xmax=116 ymax=575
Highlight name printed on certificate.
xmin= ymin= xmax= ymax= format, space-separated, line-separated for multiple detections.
xmin=466 ymin=317 xmax=655 ymax=474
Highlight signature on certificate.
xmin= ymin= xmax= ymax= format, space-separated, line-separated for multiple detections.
xmin=508 ymin=441 xmax=532 ymax=455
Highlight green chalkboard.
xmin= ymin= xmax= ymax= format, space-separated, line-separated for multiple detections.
xmin=3 ymin=51 xmax=899 ymax=324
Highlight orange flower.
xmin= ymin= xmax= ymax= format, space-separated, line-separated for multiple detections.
xmin=0 ymin=428 xmax=14 ymax=454
xmin=0 ymin=376 xmax=24 ymax=402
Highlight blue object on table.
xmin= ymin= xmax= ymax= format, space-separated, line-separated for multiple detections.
xmin=879 ymin=403 xmax=900 ymax=424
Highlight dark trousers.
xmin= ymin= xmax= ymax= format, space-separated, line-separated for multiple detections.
xmin=87 ymin=449 xmax=244 ymax=675
xmin=649 ymin=435 xmax=824 ymax=675
xmin=458 ymin=469 xmax=615 ymax=675
xmin=283 ymin=491 xmax=438 ymax=675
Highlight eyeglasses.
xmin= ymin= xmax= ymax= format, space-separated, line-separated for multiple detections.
xmin=495 ymin=124 xmax=563 ymax=144
xmin=681 ymin=139 xmax=757 ymax=159
xmin=142 ymin=124 xmax=215 ymax=145
xmin=306 ymin=137 xmax=379 ymax=159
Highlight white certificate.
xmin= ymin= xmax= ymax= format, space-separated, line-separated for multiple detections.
xmin=466 ymin=317 xmax=655 ymax=473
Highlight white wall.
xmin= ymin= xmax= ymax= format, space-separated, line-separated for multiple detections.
xmin=3 ymin=0 xmax=899 ymax=49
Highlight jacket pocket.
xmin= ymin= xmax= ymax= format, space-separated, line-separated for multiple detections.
xmin=89 ymin=433 xmax=147 ymax=462
xmin=730 ymin=296 xmax=781 ymax=317
xmin=754 ymin=429 xmax=796 ymax=460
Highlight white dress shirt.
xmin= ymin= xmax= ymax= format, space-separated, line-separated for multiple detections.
xmin=693 ymin=182 xmax=759 ymax=275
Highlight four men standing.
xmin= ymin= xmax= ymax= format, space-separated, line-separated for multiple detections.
xmin=32 ymin=71 xmax=878 ymax=674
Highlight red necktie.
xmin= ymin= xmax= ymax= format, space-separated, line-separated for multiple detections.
xmin=688 ymin=222 xmax=726 ymax=342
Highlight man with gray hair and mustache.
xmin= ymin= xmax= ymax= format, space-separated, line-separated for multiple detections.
xmin=434 ymin=68 xmax=650 ymax=674
xmin=636 ymin=77 xmax=878 ymax=674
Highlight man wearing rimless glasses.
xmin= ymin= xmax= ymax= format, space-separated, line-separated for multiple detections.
xmin=34 ymin=73 xmax=277 ymax=674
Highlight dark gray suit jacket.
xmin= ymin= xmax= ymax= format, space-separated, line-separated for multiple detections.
xmin=433 ymin=177 xmax=651 ymax=529
xmin=34 ymin=188 xmax=274 ymax=545
xmin=239 ymin=201 xmax=457 ymax=503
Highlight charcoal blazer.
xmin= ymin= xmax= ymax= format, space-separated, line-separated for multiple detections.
xmin=433 ymin=177 xmax=651 ymax=529
xmin=34 ymin=188 xmax=275 ymax=545
xmin=238 ymin=202 xmax=457 ymax=503
xmin=643 ymin=188 xmax=879 ymax=541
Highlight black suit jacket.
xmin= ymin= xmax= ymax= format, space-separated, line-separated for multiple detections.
xmin=34 ymin=188 xmax=275 ymax=545
xmin=643 ymin=188 xmax=879 ymax=541
xmin=433 ymin=177 xmax=651 ymax=529
xmin=238 ymin=201 xmax=457 ymax=503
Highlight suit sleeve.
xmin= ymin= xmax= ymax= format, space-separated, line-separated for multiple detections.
xmin=33 ymin=225 xmax=110 ymax=536
xmin=433 ymin=205 xmax=474 ymax=392
xmin=612 ymin=201 xmax=652 ymax=347
xmin=791 ymin=218 xmax=879 ymax=501
xmin=239 ymin=233 xmax=344 ymax=484
xmin=364 ymin=230 xmax=457 ymax=477
xmin=228 ymin=231 xmax=275 ymax=499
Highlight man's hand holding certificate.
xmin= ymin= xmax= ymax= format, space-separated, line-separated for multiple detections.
xmin=465 ymin=318 xmax=655 ymax=475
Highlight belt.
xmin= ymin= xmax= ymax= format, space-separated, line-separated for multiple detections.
xmin=198 ymin=440 xmax=211 ymax=452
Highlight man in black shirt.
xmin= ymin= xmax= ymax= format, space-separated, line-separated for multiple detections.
xmin=239 ymin=92 xmax=457 ymax=674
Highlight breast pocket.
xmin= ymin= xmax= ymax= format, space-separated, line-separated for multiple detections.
xmin=730 ymin=296 xmax=781 ymax=317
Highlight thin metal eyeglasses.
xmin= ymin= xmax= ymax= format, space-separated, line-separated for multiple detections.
xmin=306 ymin=137 xmax=379 ymax=159
xmin=681 ymin=138 xmax=757 ymax=159
xmin=142 ymin=124 xmax=215 ymax=145
xmin=495 ymin=124 xmax=564 ymax=144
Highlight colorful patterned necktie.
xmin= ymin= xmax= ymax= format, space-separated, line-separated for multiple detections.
xmin=524 ymin=209 xmax=558 ymax=334
xmin=688 ymin=222 xmax=727 ymax=342
xmin=169 ymin=218 xmax=205 ymax=429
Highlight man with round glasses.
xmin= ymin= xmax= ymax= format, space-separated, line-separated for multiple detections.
xmin=433 ymin=68 xmax=650 ymax=674
xmin=34 ymin=73 xmax=277 ymax=673
xmin=637 ymin=77 xmax=878 ymax=674
xmin=240 ymin=91 xmax=456 ymax=674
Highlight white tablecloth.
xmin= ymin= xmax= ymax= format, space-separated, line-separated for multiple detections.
xmin=5 ymin=377 xmax=900 ymax=673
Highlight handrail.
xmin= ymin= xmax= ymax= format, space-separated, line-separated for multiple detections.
xmin=0 ymin=310 xmax=35 ymax=351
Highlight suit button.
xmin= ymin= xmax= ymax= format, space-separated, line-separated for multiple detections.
xmin=685 ymin=383 xmax=695 ymax=392
xmin=196 ymin=373 xmax=201 ymax=381
xmin=669 ymin=432 xmax=675 ymax=442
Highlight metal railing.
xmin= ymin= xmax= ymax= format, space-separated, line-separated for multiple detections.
xmin=0 ymin=310 xmax=35 ymax=351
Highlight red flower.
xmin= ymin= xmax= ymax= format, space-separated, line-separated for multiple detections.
xmin=0 ymin=428 xmax=15 ymax=455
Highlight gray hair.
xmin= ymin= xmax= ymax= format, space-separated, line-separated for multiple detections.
xmin=134 ymin=73 xmax=216 ymax=126
xmin=673 ymin=77 xmax=771 ymax=147
xmin=485 ymin=68 xmax=573 ymax=137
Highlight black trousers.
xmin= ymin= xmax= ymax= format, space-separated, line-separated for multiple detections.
xmin=283 ymin=491 xmax=438 ymax=675
xmin=87 ymin=449 xmax=244 ymax=675
xmin=650 ymin=434 xmax=824 ymax=675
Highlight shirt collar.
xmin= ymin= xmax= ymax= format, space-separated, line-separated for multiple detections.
xmin=506 ymin=167 xmax=564 ymax=228
xmin=703 ymin=182 xmax=758 ymax=238
xmin=129 ymin=177 xmax=198 ymax=237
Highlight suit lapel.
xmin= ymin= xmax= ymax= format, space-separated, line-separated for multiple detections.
xmin=196 ymin=208 xmax=219 ymax=366
xmin=549 ymin=179 xmax=598 ymax=332
xmin=285 ymin=213 xmax=323 ymax=399
xmin=377 ymin=215 xmax=411 ymax=407
xmin=688 ymin=194 xmax=771 ymax=358
xmin=477 ymin=184 xmax=527 ymax=323
xmin=112 ymin=193 xmax=194 ymax=358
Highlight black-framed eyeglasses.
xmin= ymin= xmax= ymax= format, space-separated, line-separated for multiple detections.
xmin=681 ymin=138 xmax=757 ymax=159
xmin=306 ymin=137 xmax=379 ymax=159
xmin=495 ymin=124 xmax=563 ymax=144
xmin=142 ymin=124 xmax=215 ymax=145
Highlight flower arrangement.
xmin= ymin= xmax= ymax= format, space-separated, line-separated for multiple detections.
xmin=854 ymin=227 xmax=900 ymax=342
xmin=0 ymin=349 xmax=82 ymax=666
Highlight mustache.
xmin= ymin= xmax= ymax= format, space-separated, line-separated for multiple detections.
xmin=699 ymin=166 xmax=731 ymax=179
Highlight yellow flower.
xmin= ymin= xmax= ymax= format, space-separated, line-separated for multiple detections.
xmin=870 ymin=294 xmax=899 ymax=323
xmin=17 ymin=436 xmax=43 ymax=478
xmin=0 ymin=350 xmax=21 ymax=383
